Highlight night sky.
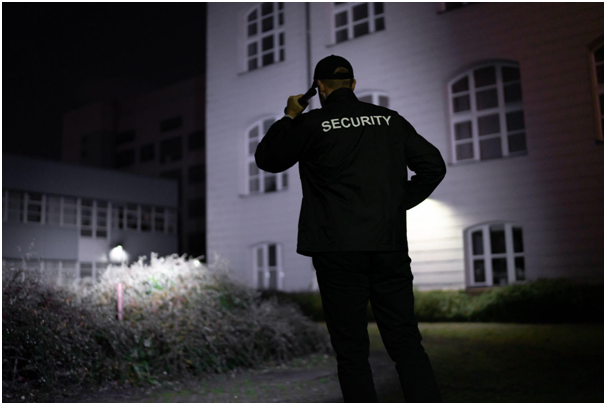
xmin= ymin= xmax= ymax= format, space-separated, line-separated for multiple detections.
xmin=3 ymin=2 xmax=207 ymax=161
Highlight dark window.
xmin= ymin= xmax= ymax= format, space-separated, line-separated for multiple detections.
xmin=115 ymin=149 xmax=135 ymax=168
xmin=188 ymin=164 xmax=205 ymax=185
xmin=188 ymin=130 xmax=205 ymax=151
xmin=160 ymin=116 xmax=183 ymax=132
xmin=140 ymin=143 xmax=155 ymax=162
xmin=116 ymin=130 xmax=135 ymax=145
xmin=160 ymin=136 xmax=182 ymax=164
xmin=262 ymin=52 xmax=274 ymax=66
xmin=188 ymin=197 xmax=205 ymax=218
xmin=188 ymin=232 xmax=206 ymax=262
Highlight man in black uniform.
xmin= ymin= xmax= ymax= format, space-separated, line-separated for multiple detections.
xmin=255 ymin=55 xmax=446 ymax=403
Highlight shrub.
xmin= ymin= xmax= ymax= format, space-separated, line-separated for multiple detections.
xmin=2 ymin=252 xmax=332 ymax=401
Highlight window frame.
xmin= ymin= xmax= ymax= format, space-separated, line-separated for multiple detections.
xmin=246 ymin=116 xmax=289 ymax=195
xmin=245 ymin=2 xmax=285 ymax=72
xmin=332 ymin=2 xmax=385 ymax=45
xmin=448 ymin=61 xmax=527 ymax=164
xmin=252 ymin=242 xmax=284 ymax=291
xmin=588 ymin=36 xmax=604 ymax=142
xmin=465 ymin=222 xmax=526 ymax=288
xmin=357 ymin=91 xmax=390 ymax=108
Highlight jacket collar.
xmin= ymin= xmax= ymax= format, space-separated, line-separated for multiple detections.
xmin=322 ymin=87 xmax=358 ymax=107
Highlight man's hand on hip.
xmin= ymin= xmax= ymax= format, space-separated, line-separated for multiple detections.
xmin=285 ymin=94 xmax=307 ymax=118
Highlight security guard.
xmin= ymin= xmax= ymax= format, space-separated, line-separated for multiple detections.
xmin=255 ymin=55 xmax=446 ymax=403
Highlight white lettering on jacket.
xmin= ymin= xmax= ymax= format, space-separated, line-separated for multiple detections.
xmin=321 ymin=115 xmax=393 ymax=132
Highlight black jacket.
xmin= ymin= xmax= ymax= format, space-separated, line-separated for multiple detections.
xmin=255 ymin=87 xmax=447 ymax=257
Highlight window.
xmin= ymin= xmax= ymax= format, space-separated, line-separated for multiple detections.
xmin=141 ymin=205 xmax=152 ymax=232
xmin=188 ymin=164 xmax=205 ymax=185
xmin=253 ymin=242 xmax=283 ymax=290
xmin=126 ymin=203 xmax=139 ymax=230
xmin=7 ymin=190 xmax=24 ymax=222
xmin=42 ymin=260 xmax=61 ymax=285
xmin=80 ymin=262 xmax=93 ymax=280
xmin=448 ymin=62 xmax=526 ymax=163
xmin=588 ymin=36 xmax=604 ymax=141
xmin=358 ymin=92 xmax=389 ymax=107
xmin=246 ymin=2 xmax=285 ymax=71
xmin=188 ymin=130 xmax=205 ymax=151
xmin=437 ymin=2 xmax=474 ymax=13
xmin=160 ymin=116 xmax=183 ymax=132
xmin=247 ymin=117 xmax=288 ymax=194
xmin=140 ymin=143 xmax=155 ymax=162
xmin=333 ymin=2 xmax=385 ymax=44
xmin=116 ymin=130 xmax=136 ymax=145
xmin=25 ymin=192 xmax=42 ymax=223
xmin=46 ymin=194 xmax=61 ymax=225
xmin=154 ymin=206 xmax=165 ymax=232
xmin=160 ymin=136 xmax=182 ymax=164
xmin=63 ymin=196 xmax=78 ymax=226
xmin=166 ymin=208 xmax=177 ymax=234
xmin=188 ymin=197 xmax=205 ymax=218
xmin=96 ymin=200 xmax=108 ymax=238
xmin=80 ymin=198 xmax=93 ymax=237
xmin=112 ymin=203 xmax=125 ymax=230
xmin=115 ymin=149 xmax=135 ymax=168
xmin=59 ymin=260 xmax=77 ymax=287
xmin=95 ymin=262 xmax=108 ymax=282
xmin=465 ymin=222 xmax=525 ymax=287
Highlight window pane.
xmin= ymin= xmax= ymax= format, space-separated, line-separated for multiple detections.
xmin=263 ymin=118 xmax=275 ymax=132
xmin=478 ymin=114 xmax=500 ymax=136
xmin=248 ymin=58 xmax=258 ymax=71
xmin=279 ymin=12 xmax=284 ymax=26
xmin=264 ymin=174 xmax=277 ymax=192
xmin=374 ymin=2 xmax=384 ymax=14
xmin=141 ymin=205 xmax=152 ymax=232
xmin=514 ymin=257 xmax=525 ymax=281
xmin=278 ymin=2 xmax=283 ymax=10
xmin=262 ymin=35 xmax=274 ymax=51
xmin=279 ymin=32 xmax=284 ymax=46
xmin=257 ymin=271 xmax=264 ymax=289
xmin=480 ymin=137 xmax=502 ymax=160
xmin=456 ymin=142 xmax=474 ymax=160
xmin=250 ymin=177 xmax=260 ymax=192
xmin=262 ymin=2 xmax=273 ymax=15
xmin=451 ymin=76 xmax=469 ymax=93
xmin=282 ymin=172 xmax=288 ymax=188
xmin=353 ymin=3 xmax=368 ymax=21
xmin=248 ymin=23 xmax=257 ymax=37
xmin=492 ymin=258 xmax=508 ymax=286
xmin=476 ymin=89 xmax=498 ymax=110
xmin=127 ymin=203 xmax=138 ymax=229
xmin=335 ymin=11 xmax=347 ymax=27
xmin=353 ymin=22 xmax=369 ymax=38
xmin=471 ymin=230 xmax=483 ymax=255
xmin=504 ymin=83 xmax=522 ymax=103
xmin=251 ymin=139 xmax=258 ymax=155
xmin=378 ymin=95 xmax=389 ymax=107
xmin=248 ymin=9 xmax=257 ymax=21
xmin=268 ymin=244 xmax=276 ymax=266
xmin=336 ymin=29 xmax=348 ymax=43
xmin=453 ymin=95 xmax=470 ymax=112
xmin=506 ymin=111 xmax=525 ymax=131
xmin=249 ymin=162 xmax=259 ymax=176
xmin=154 ymin=207 xmax=165 ymax=232
xmin=269 ymin=270 xmax=278 ymax=290
xmin=248 ymin=42 xmax=257 ymax=56
xmin=375 ymin=17 xmax=385 ymax=31
xmin=512 ymin=227 xmax=524 ymax=253
xmin=257 ymin=247 xmax=264 ymax=268
xmin=80 ymin=262 xmax=93 ymax=279
xmin=262 ymin=52 xmax=274 ymax=66
xmin=262 ymin=16 xmax=273 ymax=32
xmin=508 ymin=133 xmax=527 ymax=153
xmin=489 ymin=224 xmax=506 ymax=254
xmin=280 ymin=49 xmax=284 ymax=61
xmin=501 ymin=66 xmax=520 ymax=83
xmin=474 ymin=66 xmax=496 ymax=88
xmin=96 ymin=263 xmax=108 ymax=281
xmin=473 ymin=259 xmax=485 ymax=283
xmin=455 ymin=121 xmax=472 ymax=140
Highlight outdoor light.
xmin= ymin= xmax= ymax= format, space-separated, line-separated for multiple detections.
xmin=109 ymin=244 xmax=129 ymax=263
xmin=193 ymin=259 xmax=202 ymax=268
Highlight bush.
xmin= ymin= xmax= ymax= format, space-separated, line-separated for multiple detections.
xmin=2 ymin=252 xmax=332 ymax=401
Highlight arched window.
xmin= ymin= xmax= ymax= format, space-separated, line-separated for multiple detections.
xmin=588 ymin=36 xmax=603 ymax=141
xmin=246 ymin=2 xmax=285 ymax=71
xmin=247 ymin=116 xmax=288 ymax=194
xmin=357 ymin=92 xmax=389 ymax=107
xmin=333 ymin=2 xmax=385 ymax=44
xmin=465 ymin=222 xmax=526 ymax=287
xmin=448 ymin=62 xmax=527 ymax=163
xmin=253 ymin=242 xmax=283 ymax=290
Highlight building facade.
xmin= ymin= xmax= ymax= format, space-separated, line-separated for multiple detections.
xmin=61 ymin=77 xmax=207 ymax=262
xmin=2 ymin=153 xmax=179 ymax=286
xmin=206 ymin=2 xmax=604 ymax=292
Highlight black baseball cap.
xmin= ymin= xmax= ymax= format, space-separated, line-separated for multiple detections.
xmin=313 ymin=55 xmax=354 ymax=85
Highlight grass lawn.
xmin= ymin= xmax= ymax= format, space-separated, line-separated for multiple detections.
xmin=365 ymin=322 xmax=603 ymax=403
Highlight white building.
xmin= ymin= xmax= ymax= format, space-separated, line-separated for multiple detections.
xmin=206 ymin=2 xmax=604 ymax=292
xmin=2 ymin=153 xmax=179 ymax=286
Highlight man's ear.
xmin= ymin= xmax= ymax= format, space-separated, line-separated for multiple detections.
xmin=351 ymin=79 xmax=356 ymax=91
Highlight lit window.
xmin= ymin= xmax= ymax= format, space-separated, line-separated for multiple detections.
xmin=465 ymin=222 xmax=525 ymax=287
xmin=589 ymin=37 xmax=603 ymax=141
xmin=246 ymin=2 xmax=285 ymax=71
xmin=253 ymin=242 xmax=283 ymax=291
xmin=333 ymin=2 xmax=385 ymax=44
xmin=247 ymin=116 xmax=288 ymax=194
xmin=449 ymin=62 xmax=527 ymax=163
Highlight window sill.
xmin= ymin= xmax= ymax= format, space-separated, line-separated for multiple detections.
xmin=237 ymin=59 xmax=287 ymax=77
xmin=447 ymin=151 xmax=528 ymax=167
xmin=239 ymin=187 xmax=289 ymax=198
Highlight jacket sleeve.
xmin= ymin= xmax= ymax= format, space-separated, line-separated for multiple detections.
xmin=401 ymin=116 xmax=447 ymax=210
xmin=254 ymin=113 xmax=316 ymax=173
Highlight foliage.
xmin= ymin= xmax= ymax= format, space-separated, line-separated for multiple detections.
xmin=2 ymin=252 xmax=332 ymax=401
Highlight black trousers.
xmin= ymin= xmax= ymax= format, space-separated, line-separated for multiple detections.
xmin=312 ymin=250 xmax=443 ymax=403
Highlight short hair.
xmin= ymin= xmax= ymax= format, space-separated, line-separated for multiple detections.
xmin=319 ymin=67 xmax=353 ymax=90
